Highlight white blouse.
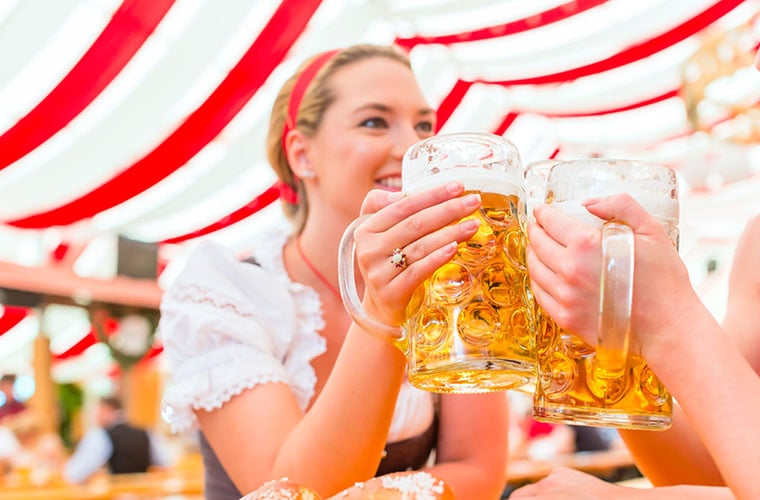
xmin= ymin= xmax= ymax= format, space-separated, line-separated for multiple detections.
xmin=160 ymin=228 xmax=434 ymax=443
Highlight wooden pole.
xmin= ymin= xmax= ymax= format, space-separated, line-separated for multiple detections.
xmin=27 ymin=329 xmax=58 ymax=434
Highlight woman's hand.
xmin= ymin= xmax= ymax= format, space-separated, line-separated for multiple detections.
xmin=351 ymin=181 xmax=481 ymax=328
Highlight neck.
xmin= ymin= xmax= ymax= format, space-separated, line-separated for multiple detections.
xmin=290 ymin=204 xmax=361 ymax=299
xmin=293 ymin=225 xmax=345 ymax=302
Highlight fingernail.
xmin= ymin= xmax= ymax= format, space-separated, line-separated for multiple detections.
xmin=462 ymin=193 xmax=481 ymax=208
xmin=386 ymin=191 xmax=405 ymax=202
xmin=446 ymin=181 xmax=463 ymax=194
xmin=461 ymin=218 xmax=480 ymax=231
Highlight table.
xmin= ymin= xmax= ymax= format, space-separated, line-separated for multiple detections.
xmin=506 ymin=448 xmax=637 ymax=484
xmin=0 ymin=468 xmax=204 ymax=499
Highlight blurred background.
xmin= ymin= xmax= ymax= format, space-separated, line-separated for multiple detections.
xmin=0 ymin=0 xmax=757 ymax=493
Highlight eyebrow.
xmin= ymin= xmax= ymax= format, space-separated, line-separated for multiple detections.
xmin=354 ymin=103 xmax=436 ymax=117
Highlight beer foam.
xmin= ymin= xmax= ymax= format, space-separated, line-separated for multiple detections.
xmin=403 ymin=167 xmax=522 ymax=196
xmin=547 ymin=160 xmax=680 ymax=222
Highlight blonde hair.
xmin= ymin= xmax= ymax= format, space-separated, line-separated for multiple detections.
xmin=266 ymin=44 xmax=411 ymax=233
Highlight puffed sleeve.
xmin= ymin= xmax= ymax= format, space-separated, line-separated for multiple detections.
xmin=159 ymin=241 xmax=323 ymax=433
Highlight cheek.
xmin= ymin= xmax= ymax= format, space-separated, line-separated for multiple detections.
xmin=352 ymin=142 xmax=376 ymax=159
xmin=353 ymin=141 xmax=392 ymax=165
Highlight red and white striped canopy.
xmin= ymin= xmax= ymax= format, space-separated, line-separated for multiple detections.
xmin=0 ymin=0 xmax=758 ymax=375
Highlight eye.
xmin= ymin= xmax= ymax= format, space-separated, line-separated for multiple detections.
xmin=360 ymin=117 xmax=388 ymax=129
xmin=416 ymin=120 xmax=434 ymax=135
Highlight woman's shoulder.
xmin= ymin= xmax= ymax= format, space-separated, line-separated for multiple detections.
xmin=161 ymin=229 xmax=292 ymax=320
xmin=158 ymin=228 xmax=328 ymax=429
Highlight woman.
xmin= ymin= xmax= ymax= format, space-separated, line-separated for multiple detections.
xmin=511 ymin=195 xmax=760 ymax=499
xmin=160 ymin=44 xmax=507 ymax=499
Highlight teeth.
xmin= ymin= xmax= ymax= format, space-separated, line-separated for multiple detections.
xmin=377 ymin=177 xmax=402 ymax=189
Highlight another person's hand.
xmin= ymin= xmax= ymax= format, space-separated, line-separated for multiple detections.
xmin=510 ymin=467 xmax=633 ymax=499
xmin=351 ymin=181 xmax=481 ymax=329
xmin=511 ymin=467 xmax=736 ymax=500
xmin=527 ymin=193 xmax=700 ymax=362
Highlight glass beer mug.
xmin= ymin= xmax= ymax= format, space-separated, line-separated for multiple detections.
xmin=339 ymin=132 xmax=535 ymax=393
xmin=528 ymin=158 xmax=679 ymax=430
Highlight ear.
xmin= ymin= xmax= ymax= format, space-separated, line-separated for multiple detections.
xmin=284 ymin=129 xmax=315 ymax=180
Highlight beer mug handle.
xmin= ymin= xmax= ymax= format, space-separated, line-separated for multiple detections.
xmin=338 ymin=215 xmax=406 ymax=344
xmin=593 ymin=221 xmax=634 ymax=378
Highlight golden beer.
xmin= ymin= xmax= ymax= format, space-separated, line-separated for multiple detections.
xmin=533 ymin=306 xmax=672 ymax=429
xmin=530 ymin=159 xmax=678 ymax=430
xmin=404 ymin=187 xmax=535 ymax=393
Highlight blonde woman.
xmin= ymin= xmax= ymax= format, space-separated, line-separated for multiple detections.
xmin=160 ymin=44 xmax=507 ymax=500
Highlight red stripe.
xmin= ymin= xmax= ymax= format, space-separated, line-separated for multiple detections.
xmin=7 ymin=0 xmax=324 ymax=229
xmin=396 ymin=0 xmax=607 ymax=49
xmin=436 ymin=80 xmax=473 ymax=131
xmin=0 ymin=306 xmax=28 ymax=337
xmin=53 ymin=329 xmax=98 ymax=360
xmin=140 ymin=344 xmax=164 ymax=363
xmin=0 ymin=0 xmax=175 ymax=171
xmin=493 ymin=111 xmax=520 ymax=136
xmin=482 ymin=0 xmax=745 ymax=86
xmin=536 ymin=89 xmax=681 ymax=117
xmin=161 ymin=183 xmax=280 ymax=244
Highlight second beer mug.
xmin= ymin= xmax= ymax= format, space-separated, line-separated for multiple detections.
xmin=339 ymin=133 xmax=535 ymax=393
xmin=529 ymin=159 xmax=678 ymax=430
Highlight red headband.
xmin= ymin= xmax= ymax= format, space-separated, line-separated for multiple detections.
xmin=281 ymin=49 xmax=341 ymax=154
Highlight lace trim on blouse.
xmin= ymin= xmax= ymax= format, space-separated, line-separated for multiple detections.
xmin=160 ymin=226 xmax=327 ymax=433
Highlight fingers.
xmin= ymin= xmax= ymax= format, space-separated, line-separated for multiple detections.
xmin=353 ymin=181 xmax=483 ymax=326
xmin=360 ymin=180 xmax=466 ymax=220
xmin=582 ymin=193 xmax=658 ymax=231
xmin=532 ymin=205 xmax=596 ymax=248
xmin=400 ymin=217 xmax=479 ymax=272
xmin=355 ymin=181 xmax=481 ymax=280
xmin=526 ymin=246 xmax=562 ymax=313
xmin=360 ymin=189 xmax=407 ymax=216
xmin=527 ymin=218 xmax=570 ymax=278
xmin=367 ymin=181 xmax=474 ymax=234
xmin=509 ymin=483 xmax=537 ymax=498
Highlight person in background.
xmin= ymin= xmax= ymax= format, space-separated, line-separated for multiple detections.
xmin=0 ymin=375 xmax=26 ymax=422
xmin=506 ymin=392 xmax=575 ymax=461
xmin=63 ymin=396 xmax=171 ymax=483
xmin=0 ymin=421 xmax=20 ymax=476
xmin=4 ymin=409 xmax=66 ymax=482
xmin=510 ymin=198 xmax=760 ymax=499
xmin=160 ymin=43 xmax=507 ymax=500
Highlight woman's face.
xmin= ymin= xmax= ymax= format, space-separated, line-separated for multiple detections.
xmin=303 ymin=57 xmax=436 ymax=221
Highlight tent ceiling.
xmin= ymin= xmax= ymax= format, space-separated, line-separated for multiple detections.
xmin=0 ymin=0 xmax=758 ymax=369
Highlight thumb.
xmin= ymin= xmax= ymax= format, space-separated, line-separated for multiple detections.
xmin=582 ymin=193 xmax=660 ymax=232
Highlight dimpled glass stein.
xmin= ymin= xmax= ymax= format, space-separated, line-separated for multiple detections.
xmin=339 ymin=133 xmax=536 ymax=393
